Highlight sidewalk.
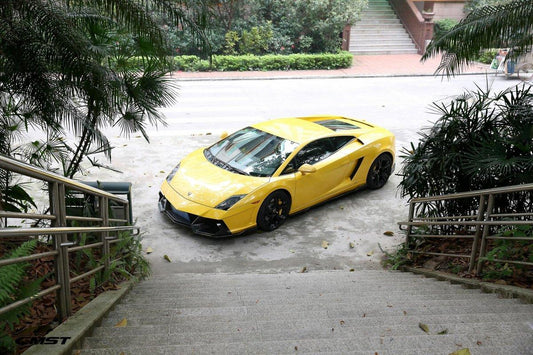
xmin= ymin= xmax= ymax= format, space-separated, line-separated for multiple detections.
xmin=170 ymin=53 xmax=491 ymax=81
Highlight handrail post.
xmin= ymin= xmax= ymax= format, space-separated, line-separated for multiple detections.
xmin=406 ymin=201 xmax=415 ymax=248
xmin=50 ymin=182 xmax=72 ymax=320
xmin=468 ymin=194 xmax=486 ymax=273
xmin=100 ymin=196 xmax=110 ymax=270
xmin=476 ymin=194 xmax=495 ymax=275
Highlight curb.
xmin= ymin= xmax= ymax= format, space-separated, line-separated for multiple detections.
xmin=173 ymin=71 xmax=493 ymax=82
xmin=23 ymin=279 xmax=136 ymax=355
xmin=403 ymin=266 xmax=533 ymax=304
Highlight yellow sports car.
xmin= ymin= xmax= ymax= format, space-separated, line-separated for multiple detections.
xmin=159 ymin=116 xmax=395 ymax=237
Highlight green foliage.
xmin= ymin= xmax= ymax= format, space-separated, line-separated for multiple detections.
xmin=0 ymin=0 xmax=210 ymax=181
xmin=240 ymin=23 xmax=273 ymax=55
xmin=379 ymin=242 xmax=412 ymax=270
xmin=1 ymin=183 xmax=36 ymax=214
xmin=433 ymin=19 xmax=459 ymax=41
xmin=423 ymin=0 xmax=533 ymax=76
xmin=475 ymin=48 xmax=499 ymax=63
xmin=73 ymin=230 xmax=150 ymax=296
xmin=464 ymin=0 xmax=512 ymax=13
xmin=481 ymin=225 xmax=532 ymax=280
xmin=0 ymin=239 xmax=40 ymax=354
xmin=171 ymin=52 xmax=352 ymax=72
xmin=399 ymin=84 xmax=533 ymax=217
xmin=223 ymin=31 xmax=241 ymax=55
xmin=250 ymin=0 xmax=367 ymax=54
xmin=167 ymin=0 xmax=367 ymax=55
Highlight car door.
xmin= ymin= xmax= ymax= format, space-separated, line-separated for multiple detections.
xmin=284 ymin=136 xmax=355 ymax=211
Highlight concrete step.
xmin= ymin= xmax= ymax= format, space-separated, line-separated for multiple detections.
xmin=358 ymin=19 xmax=401 ymax=25
xmin=352 ymin=49 xmax=419 ymax=55
xmin=114 ymin=296 xmax=521 ymax=312
xmin=76 ymin=345 xmax=531 ymax=355
xmin=351 ymin=39 xmax=414 ymax=46
xmin=351 ymin=33 xmax=410 ymax=40
xmin=99 ymin=310 xmax=533 ymax=328
xmin=102 ymin=303 xmax=531 ymax=324
xmin=122 ymin=291 xmax=498 ymax=305
xmin=354 ymin=24 xmax=407 ymax=31
xmin=351 ymin=44 xmax=417 ymax=51
xmin=81 ymin=333 xmax=532 ymax=352
xmin=91 ymin=321 xmax=531 ymax=338
xmin=349 ymin=0 xmax=418 ymax=54
xmin=79 ymin=271 xmax=533 ymax=354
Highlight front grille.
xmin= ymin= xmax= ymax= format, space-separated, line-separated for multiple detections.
xmin=159 ymin=192 xmax=232 ymax=237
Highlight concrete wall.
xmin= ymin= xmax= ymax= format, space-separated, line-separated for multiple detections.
xmin=413 ymin=1 xmax=466 ymax=21
xmin=434 ymin=2 xmax=466 ymax=21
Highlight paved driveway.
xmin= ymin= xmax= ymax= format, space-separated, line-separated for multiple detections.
xmin=87 ymin=75 xmax=521 ymax=275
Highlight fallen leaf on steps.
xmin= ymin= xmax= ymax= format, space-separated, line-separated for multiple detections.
xmin=419 ymin=322 xmax=429 ymax=333
xmin=115 ymin=318 xmax=127 ymax=327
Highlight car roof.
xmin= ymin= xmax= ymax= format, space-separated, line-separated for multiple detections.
xmin=252 ymin=116 xmax=375 ymax=144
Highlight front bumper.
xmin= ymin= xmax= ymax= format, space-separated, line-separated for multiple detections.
xmin=159 ymin=192 xmax=232 ymax=237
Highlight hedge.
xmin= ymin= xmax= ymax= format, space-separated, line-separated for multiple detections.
xmin=172 ymin=52 xmax=353 ymax=72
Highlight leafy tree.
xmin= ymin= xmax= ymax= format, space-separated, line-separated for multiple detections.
xmin=422 ymin=0 xmax=533 ymax=76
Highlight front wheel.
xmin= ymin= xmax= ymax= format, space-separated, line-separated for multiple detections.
xmin=256 ymin=190 xmax=291 ymax=231
xmin=366 ymin=154 xmax=393 ymax=189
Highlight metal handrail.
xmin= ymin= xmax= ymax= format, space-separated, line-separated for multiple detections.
xmin=0 ymin=154 xmax=137 ymax=320
xmin=398 ymin=183 xmax=533 ymax=274
xmin=409 ymin=183 xmax=533 ymax=203
xmin=0 ymin=154 xmax=127 ymax=203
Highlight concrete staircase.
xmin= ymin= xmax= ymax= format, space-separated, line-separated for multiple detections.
xmin=350 ymin=0 xmax=418 ymax=55
xmin=77 ymin=270 xmax=533 ymax=354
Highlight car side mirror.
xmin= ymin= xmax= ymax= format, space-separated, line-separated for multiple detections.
xmin=298 ymin=164 xmax=316 ymax=175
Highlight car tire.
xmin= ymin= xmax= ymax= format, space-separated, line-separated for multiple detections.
xmin=366 ymin=153 xmax=393 ymax=189
xmin=256 ymin=190 xmax=291 ymax=231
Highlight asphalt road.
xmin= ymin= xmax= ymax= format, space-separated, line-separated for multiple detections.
xmin=93 ymin=74 xmax=523 ymax=275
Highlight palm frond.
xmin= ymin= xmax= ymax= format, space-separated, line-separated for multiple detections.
xmin=423 ymin=0 xmax=533 ymax=76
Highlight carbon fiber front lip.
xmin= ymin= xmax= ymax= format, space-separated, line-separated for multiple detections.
xmin=158 ymin=192 xmax=232 ymax=237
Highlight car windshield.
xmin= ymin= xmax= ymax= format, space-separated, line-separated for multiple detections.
xmin=205 ymin=127 xmax=299 ymax=177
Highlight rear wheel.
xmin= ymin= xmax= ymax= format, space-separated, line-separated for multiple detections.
xmin=256 ymin=190 xmax=291 ymax=231
xmin=366 ymin=154 xmax=393 ymax=189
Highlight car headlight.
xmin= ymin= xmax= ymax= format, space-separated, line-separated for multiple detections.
xmin=166 ymin=163 xmax=180 ymax=182
xmin=215 ymin=195 xmax=246 ymax=210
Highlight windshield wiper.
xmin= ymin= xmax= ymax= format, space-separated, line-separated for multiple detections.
xmin=205 ymin=149 xmax=249 ymax=176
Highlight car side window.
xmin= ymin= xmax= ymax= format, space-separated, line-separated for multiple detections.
xmin=281 ymin=136 xmax=353 ymax=174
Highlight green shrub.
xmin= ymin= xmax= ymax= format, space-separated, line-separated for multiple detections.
xmin=240 ymin=23 xmax=273 ymax=55
xmin=433 ymin=18 xmax=458 ymax=41
xmin=399 ymin=85 xmax=533 ymax=217
xmin=475 ymin=48 xmax=499 ymax=64
xmin=171 ymin=52 xmax=353 ymax=72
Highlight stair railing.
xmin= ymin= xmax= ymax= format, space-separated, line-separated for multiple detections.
xmin=399 ymin=183 xmax=533 ymax=274
xmin=0 ymin=154 xmax=139 ymax=320
xmin=389 ymin=0 xmax=434 ymax=54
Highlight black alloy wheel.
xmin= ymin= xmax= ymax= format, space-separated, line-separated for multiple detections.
xmin=256 ymin=190 xmax=291 ymax=231
xmin=366 ymin=154 xmax=393 ymax=189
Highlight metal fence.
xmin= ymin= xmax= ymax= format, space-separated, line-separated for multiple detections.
xmin=399 ymin=183 xmax=533 ymax=274
xmin=0 ymin=154 xmax=139 ymax=320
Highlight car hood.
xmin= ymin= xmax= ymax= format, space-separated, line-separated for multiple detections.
xmin=167 ymin=148 xmax=268 ymax=208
